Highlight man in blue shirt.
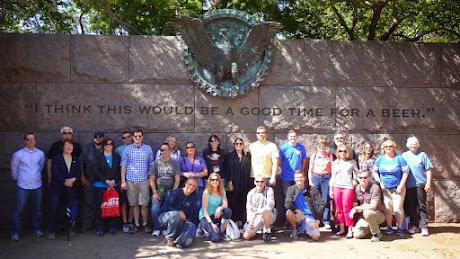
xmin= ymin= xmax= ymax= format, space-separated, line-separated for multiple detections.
xmin=158 ymin=178 xmax=199 ymax=247
xmin=285 ymin=170 xmax=325 ymax=241
xmin=10 ymin=133 xmax=45 ymax=241
xmin=120 ymin=128 xmax=154 ymax=234
xmin=278 ymin=130 xmax=307 ymax=225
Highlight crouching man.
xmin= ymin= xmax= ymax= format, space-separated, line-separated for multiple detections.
xmin=285 ymin=170 xmax=325 ymax=241
xmin=349 ymin=170 xmax=386 ymax=242
xmin=157 ymin=178 xmax=199 ymax=247
xmin=243 ymin=175 xmax=277 ymax=243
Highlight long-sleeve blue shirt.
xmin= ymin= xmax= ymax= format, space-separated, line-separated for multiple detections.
xmin=11 ymin=147 xmax=45 ymax=189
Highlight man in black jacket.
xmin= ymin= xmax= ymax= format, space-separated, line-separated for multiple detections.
xmin=285 ymin=170 xmax=325 ymax=240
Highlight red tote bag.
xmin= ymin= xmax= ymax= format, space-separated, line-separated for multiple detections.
xmin=101 ymin=189 xmax=121 ymax=218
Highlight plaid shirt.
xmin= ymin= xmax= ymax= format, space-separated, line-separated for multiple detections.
xmin=120 ymin=144 xmax=154 ymax=182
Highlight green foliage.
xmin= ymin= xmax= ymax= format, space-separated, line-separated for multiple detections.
xmin=0 ymin=0 xmax=458 ymax=42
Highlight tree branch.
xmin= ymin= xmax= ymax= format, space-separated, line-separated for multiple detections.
xmin=380 ymin=8 xmax=416 ymax=41
xmin=99 ymin=8 xmax=142 ymax=35
xmin=79 ymin=12 xmax=85 ymax=34
xmin=365 ymin=0 xmax=390 ymax=40
xmin=328 ymin=0 xmax=355 ymax=40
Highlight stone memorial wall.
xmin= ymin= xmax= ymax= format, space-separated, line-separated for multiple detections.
xmin=0 ymin=33 xmax=459 ymax=223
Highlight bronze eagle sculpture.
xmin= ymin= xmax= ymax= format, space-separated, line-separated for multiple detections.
xmin=171 ymin=15 xmax=282 ymax=89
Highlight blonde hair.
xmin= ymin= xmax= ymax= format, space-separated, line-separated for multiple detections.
xmin=165 ymin=136 xmax=178 ymax=153
xmin=316 ymin=138 xmax=327 ymax=146
xmin=336 ymin=144 xmax=352 ymax=161
xmin=205 ymin=172 xmax=223 ymax=196
xmin=380 ymin=140 xmax=397 ymax=155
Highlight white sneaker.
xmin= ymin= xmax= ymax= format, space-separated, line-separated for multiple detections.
xmin=152 ymin=230 xmax=160 ymax=236
xmin=421 ymin=227 xmax=429 ymax=236
xmin=162 ymin=230 xmax=167 ymax=236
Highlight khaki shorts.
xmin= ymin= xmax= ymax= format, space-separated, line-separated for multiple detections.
xmin=127 ymin=179 xmax=150 ymax=206
xmin=243 ymin=209 xmax=277 ymax=234
xmin=383 ymin=187 xmax=406 ymax=219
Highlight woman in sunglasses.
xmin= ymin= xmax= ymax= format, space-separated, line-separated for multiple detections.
xmin=93 ymin=138 xmax=121 ymax=236
xmin=373 ymin=139 xmax=410 ymax=237
xmin=224 ymin=138 xmax=251 ymax=227
xmin=203 ymin=135 xmax=226 ymax=183
xmin=155 ymin=136 xmax=181 ymax=161
xmin=178 ymin=142 xmax=208 ymax=208
xmin=329 ymin=144 xmax=358 ymax=238
xmin=199 ymin=173 xmax=232 ymax=242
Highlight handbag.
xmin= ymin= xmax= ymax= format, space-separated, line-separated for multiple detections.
xmin=225 ymin=219 xmax=240 ymax=240
xmin=101 ymin=189 xmax=121 ymax=218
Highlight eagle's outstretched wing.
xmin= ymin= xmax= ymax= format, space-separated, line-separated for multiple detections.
xmin=171 ymin=16 xmax=224 ymax=72
xmin=238 ymin=22 xmax=282 ymax=67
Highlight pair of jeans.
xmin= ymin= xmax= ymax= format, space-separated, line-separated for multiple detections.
xmin=199 ymin=207 xmax=232 ymax=243
xmin=280 ymin=180 xmax=295 ymax=225
xmin=48 ymin=185 xmax=76 ymax=233
xmin=158 ymin=211 xmax=184 ymax=241
xmin=151 ymin=190 xmax=171 ymax=231
xmin=11 ymin=186 xmax=42 ymax=235
xmin=94 ymin=187 xmax=120 ymax=233
xmin=311 ymin=174 xmax=331 ymax=225
xmin=333 ymin=187 xmax=354 ymax=226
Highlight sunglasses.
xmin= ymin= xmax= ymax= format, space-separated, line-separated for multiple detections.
xmin=186 ymin=146 xmax=195 ymax=149
xmin=26 ymin=138 xmax=36 ymax=141
xmin=234 ymin=142 xmax=243 ymax=145
xmin=210 ymin=178 xmax=219 ymax=182
xmin=339 ymin=150 xmax=347 ymax=153
xmin=210 ymin=139 xmax=219 ymax=143
xmin=122 ymin=135 xmax=131 ymax=139
xmin=160 ymin=149 xmax=170 ymax=152
xmin=105 ymin=142 xmax=114 ymax=146
xmin=94 ymin=135 xmax=104 ymax=139
xmin=62 ymin=132 xmax=72 ymax=135
xmin=384 ymin=145 xmax=393 ymax=148
xmin=255 ymin=180 xmax=264 ymax=183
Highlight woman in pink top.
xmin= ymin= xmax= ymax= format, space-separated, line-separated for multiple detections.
xmin=308 ymin=138 xmax=334 ymax=229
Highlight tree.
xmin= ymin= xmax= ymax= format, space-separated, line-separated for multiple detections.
xmin=0 ymin=0 xmax=458 ymax=42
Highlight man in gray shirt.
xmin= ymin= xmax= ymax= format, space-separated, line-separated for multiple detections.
xmin=149 ymin=143 xmax=181 ymax=236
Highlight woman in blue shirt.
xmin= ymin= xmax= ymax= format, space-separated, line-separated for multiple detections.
xmin=199 ymin=173 xmax=232 ymax=242
xmin=373 ymin=139 xmax=410 ymax=236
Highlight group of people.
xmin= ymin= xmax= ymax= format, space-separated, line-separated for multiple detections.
xmin=10 ymin=126 xmax=433 ymax=247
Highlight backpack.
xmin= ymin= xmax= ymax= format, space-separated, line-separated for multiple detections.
xmin=175 ymin=220 xmax=197 ymax=248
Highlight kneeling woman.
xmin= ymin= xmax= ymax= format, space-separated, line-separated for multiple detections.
xmin=199 ymin=173 xmax=232 ymax=242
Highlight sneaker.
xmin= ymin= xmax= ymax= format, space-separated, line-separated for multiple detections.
xmin=196 ymin=227 xmax=204 ymax=237
xmin=33 ymin=230 xmax=44 ymax=238
xmin=11 ymin=233 xmax=19 ymax=242
xmin=96 ymin=231 xmax=104 ymax=236
xmin=48 ymin=232 xmax=56 ymax=240
xmin=130 ymin=225 xmax=139 ymax=235
xmin=408 ymin=226 xmax=417 ymax=234
xmin=396 ymin=227 xmax=403 ymax=236
xmin=122 ymin=223 xmax=130 ymax=233
xmin=222 ymin=234 xmax=231 ymax=241
xmin=162 ymin=230 xmax=168 ymax=236
xmin=385 ymin=225 xmax=393 ymax=235
xmin=263 ymin=232 xmax=271 ymax=243
xmin=421 ymin=227 xmax=429 ymax=236
xmin=143 ymin=225 xmax=152 ymax=233
xmin=371 ymin=232 xmax=382 ymax=242
xmin=152 ymin=230 xmax=161 ymax=236
xmin=324 ymin=224 xmax=332 ymax=230
xmin=290 ymin=228 xmax=298 ymax=239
